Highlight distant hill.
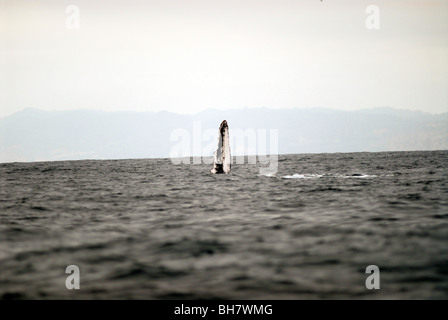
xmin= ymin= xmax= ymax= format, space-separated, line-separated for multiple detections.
xmin=0 ymin=107 xmax=447 ymax=163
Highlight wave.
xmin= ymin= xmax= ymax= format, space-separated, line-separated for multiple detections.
xmin=342 ymin=174 xmax=378 ymax=179
xmin=282 ymin=173 xmax=378 ymax=179
xmin=282 ymin=174 xmax=324 ymax=179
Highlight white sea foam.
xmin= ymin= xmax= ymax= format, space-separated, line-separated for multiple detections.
xmin=282 ymin=173 xmax=323 ymax=179
xmin=262 ymin=173 xmax=276 ymax=177
xmin=343 ymin=174 xmax=378 ymax=179
xmin=282 ymin=173 xmax=378 ymax=179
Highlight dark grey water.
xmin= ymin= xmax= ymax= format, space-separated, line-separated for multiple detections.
xmin=0 ymin=151 xmax=447 ymax=299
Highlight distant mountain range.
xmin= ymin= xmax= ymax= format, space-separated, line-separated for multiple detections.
xmin=0 ymin=107 xmax=447 ymax=163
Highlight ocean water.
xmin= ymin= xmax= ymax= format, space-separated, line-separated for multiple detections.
xmin=0 ymin=151 xmax=447 ymax=299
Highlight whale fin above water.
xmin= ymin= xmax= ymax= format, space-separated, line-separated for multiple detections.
xmin=211 ymin=120 xmax=231 ymax=174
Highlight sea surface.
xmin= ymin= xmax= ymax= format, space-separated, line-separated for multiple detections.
xmin=0 ymin=151 xmax=447 ymax=299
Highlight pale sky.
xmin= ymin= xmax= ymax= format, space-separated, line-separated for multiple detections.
xmin=0 ymin=0 xmax=447 ymax=118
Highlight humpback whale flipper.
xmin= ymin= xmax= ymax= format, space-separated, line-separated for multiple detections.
xmin=211 ymin=120 xmax=231 ymax=174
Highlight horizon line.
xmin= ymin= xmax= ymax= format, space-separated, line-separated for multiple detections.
xmin=1 ymin=149 xmax=447 ymax=165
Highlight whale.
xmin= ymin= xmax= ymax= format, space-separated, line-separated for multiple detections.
xmin=211 ymin=120 xmax=231 ymax=174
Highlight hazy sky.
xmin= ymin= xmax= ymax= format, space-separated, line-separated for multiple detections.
xmin=0 ymin=0 xmax=447 ymax=118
